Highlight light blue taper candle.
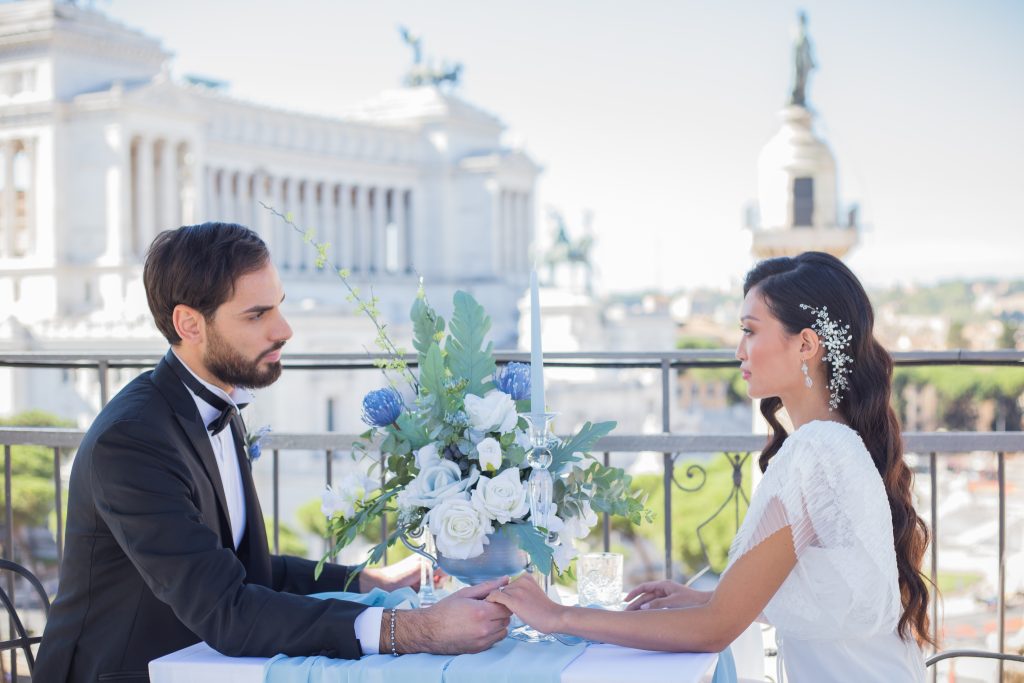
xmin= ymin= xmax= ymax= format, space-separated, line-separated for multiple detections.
xmin=529 ymin=270 xmax=545 ymax=420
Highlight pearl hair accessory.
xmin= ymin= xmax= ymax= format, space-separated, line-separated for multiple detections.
xmin=799 ymin=304 xmax=854 ymax=411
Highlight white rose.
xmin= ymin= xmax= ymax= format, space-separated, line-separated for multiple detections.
xmin=465 ymin=390 xmax=519 ymax=434
xmin=476 ymin=437 xmax=503 ymax=472
xmin=562 ymin=499 xmax=599 ymax=539
xmin=471 ymin=468 xmax=529 ymax=523
xmin=321 ymin=473 xmax=378 ymax=518
xmin=551 ymin=539 xmax=579 ymax=571
xmin=414 ymin=442 xmax=442 ymax=470
xmin=428 ymin=496 xmax=494 ymax=560
xmin=396 ymin=460 xmax=479 ymax=511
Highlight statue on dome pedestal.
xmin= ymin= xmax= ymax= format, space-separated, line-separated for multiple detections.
xmin=543 ymin=208 xmax=595 ymax=296
xmin=790 ymin=11 xmax=816 ymax=108
xmin=398 ymin=25 xmax=463 ymax=89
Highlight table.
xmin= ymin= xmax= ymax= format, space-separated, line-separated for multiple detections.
xmin=150 ymin=641 xmax=718 ymax=683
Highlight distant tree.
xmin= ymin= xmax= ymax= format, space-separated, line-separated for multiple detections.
xmin=0 ymin=410 xmax=74 ymax=564
xmin=675 ymin=337 xmax=745 ymax=406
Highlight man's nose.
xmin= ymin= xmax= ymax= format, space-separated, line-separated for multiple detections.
xmin=274 ymin=314 xmax=293 ymax=343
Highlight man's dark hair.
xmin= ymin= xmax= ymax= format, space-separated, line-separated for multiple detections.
xmin=144 ymin=222 xmax=270 ymax=344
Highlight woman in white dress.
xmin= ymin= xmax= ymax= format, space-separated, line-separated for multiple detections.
xmin=489 ymin=252 xmax=932 ymax=682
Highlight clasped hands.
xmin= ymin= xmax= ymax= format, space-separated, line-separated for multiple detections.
xmin=484 ymin=575 xmax=711 ymax=636
xmin=371 ymin=557 xmax=710 ymax=655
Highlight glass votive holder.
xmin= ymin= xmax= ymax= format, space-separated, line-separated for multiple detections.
xmin=577 ymin=552 xmax=624 ymax=609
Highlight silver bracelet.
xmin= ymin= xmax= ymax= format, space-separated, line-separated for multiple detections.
xmin=389 ymin=607 xmax=398 ymax=656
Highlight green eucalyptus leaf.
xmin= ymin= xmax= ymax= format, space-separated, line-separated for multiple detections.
xmin=419 ymin=343 xmax=447 ymax=421
xmin=507 ymin=523 xmax=554 ymax=576
xmin=411 ymin=297 xmax=445 ymax=361
xmin=445 ymin=291 xmax=496 ymax=397
xmin=550 ymin=420 xmax=616 ymax=473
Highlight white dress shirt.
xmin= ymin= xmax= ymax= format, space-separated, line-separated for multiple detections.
xmin=173 ymin=352 xmax=381 ymax=654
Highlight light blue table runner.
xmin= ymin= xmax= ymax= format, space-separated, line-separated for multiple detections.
xmin=264 ymin=589 xmax=587 ymax=683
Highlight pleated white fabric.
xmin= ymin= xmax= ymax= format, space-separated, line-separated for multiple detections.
xmin=725 ymin=420 xmax=925 ymax=682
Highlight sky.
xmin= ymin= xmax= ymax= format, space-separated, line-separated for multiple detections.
xmin=103 ymin=0 xmax=1024 ymax=294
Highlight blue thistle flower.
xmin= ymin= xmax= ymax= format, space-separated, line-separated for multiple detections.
xmin=246 ymin=425 xmax=272 ymax=463
xmin=361 ymin=387 xmax=404 ymax=427
xmin=495 ymin=362 xmax=531 ymax=401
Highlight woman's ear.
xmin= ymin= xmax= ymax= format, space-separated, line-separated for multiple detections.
xmin=798 ymin=328 xmax=821 ymax=361
xmin=172 ymin=304 xmax=205 ymax=346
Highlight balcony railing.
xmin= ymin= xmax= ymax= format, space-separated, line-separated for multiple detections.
xmin=2 ymin=349 xmax=1024 ymax=680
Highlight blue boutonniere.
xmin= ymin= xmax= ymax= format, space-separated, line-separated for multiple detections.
xmin=246 ymin=425 xmax=272 ymax=464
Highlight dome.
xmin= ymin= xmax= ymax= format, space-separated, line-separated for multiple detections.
xmin=757 ymin=105 xmax=837 ymax=231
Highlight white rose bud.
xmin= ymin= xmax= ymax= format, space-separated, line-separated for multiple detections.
xmin=476 ymin=437 xmax=503 ymax=472
xmin=414 ymin=442 xmax=442 ymax=470
xmin=471 ymin=467 xmax=529 ymax=523
xmin=428 ymin=496 xmax=494 ymax=560
xmin=465 ymin=390 xmax=519 ymax=434
xmin=397 ymin=460 xmax=479 ymax=511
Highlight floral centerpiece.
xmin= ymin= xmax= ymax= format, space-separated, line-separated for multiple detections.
xmin=259 ymin=203 xmax=649 ymax=583
xmin=319 ymin=287 xmax=649 ymax=581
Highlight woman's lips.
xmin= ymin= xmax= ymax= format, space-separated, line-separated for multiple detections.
xmin=741 ymin=371 xmax=751 ymax=380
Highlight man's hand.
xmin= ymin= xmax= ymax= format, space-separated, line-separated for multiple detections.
xmin=624 ymin=580 xmax=711 ymax=611
xmin=383 ymin=578 xmax=512 ymax=655
xmin=485 ymin=574 xmax=566 ymax=634
xmin=359 ymin=554 xmax=443 ymax=593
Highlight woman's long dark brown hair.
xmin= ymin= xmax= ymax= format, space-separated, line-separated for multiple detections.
xmin=744 ymin=251 xmax=934 ymax=647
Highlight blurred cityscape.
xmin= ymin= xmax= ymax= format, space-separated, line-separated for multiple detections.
xmin=0 ymin=1 xmax=1021 ymax=680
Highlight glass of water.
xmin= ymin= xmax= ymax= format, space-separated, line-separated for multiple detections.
xmin=577 ymin=552 xmax=624 ymax=609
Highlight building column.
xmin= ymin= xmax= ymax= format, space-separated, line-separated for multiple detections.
xmin=136 ymin=137 xmax=155 ymax=258
xmin=371 ymin=186 xmax=385 ymax=274
xmin=160 ymin=139 xmax=180 ymax=230
xmin=178 ymin=143 xmax=196 ymax=225
xmin=333 ymin=183 xmax=347 ymax=268
xmin=253 ymin=171 xmax=271 ymax=249
xmin=21 ymin=137 xmax=36 ymax=257
xmin=281 ymin=178 xmax=296 ymax=270
xmin=320 ymin=183 xmax=337 ymax=274
xmin=202 ymin=166 xmax=214 ymax=223
xmin=300 ymin=180 xmax=317 ymax=270
xmin=516 ymin=191 xmax=524 ymax=274
xmin=351 ymin=185 xmax=366 ymax=274
xmin=394 ymin=187 xmax=408 ymax=275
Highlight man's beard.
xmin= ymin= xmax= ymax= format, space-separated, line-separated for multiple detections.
xmin=205 ymin=325 xmax=284 ymax=389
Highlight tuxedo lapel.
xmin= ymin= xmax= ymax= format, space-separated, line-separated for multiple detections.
xmin=232 ymin=427 xmax=272 ymax=586
xmin=151 ymin=357 xmax=234 ymax=546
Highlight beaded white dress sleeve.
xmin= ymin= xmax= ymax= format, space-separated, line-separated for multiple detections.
xmin=725 ymin=421 xmax=925 ymax=682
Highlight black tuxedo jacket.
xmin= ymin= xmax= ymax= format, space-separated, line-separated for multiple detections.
xmin=35 ymin=355 xmax=369 ymax=683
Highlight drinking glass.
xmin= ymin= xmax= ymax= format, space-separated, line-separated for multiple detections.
xmin=577 ymin=552 xmax=624 ymax=609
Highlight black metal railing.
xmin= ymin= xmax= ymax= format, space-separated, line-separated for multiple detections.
xmin=2 ymin=349 xmax=1023 ymax=680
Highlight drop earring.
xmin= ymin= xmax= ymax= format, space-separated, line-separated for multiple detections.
xmin=801 ymin=361 xmax=813 ymax=388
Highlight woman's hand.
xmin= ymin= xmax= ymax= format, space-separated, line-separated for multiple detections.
xmin=624 ymin=580 xmax=711 ymax=611
xmin=359 ymin=554 xmax=445 ymax=593
xmin=486 ymin=574 xmax=566 ymax=634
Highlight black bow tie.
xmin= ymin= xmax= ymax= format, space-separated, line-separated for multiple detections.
xmin=166 ymin=352 xmax=249 ymax=436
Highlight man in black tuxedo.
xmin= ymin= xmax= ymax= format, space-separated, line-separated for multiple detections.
xmin=35 ymin=223 xmax=510 ymax=682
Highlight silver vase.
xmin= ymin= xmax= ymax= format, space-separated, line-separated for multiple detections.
xmin=404 ymin=527 xmax=528 ymax=586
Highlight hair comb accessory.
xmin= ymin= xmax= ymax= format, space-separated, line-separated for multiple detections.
xmin=799 ymin=304 xmax=853 ymax=411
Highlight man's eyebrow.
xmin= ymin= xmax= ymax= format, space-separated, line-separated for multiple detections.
xmin=240 ymin=293 xmax=286 ymax=315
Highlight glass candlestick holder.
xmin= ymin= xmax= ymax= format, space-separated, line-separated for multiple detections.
xmin=510 ymin=412 xmax=560 ymax=643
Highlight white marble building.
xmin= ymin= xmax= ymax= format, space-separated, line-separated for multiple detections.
xmin=0 ymin=0 xmax=539 ymax=430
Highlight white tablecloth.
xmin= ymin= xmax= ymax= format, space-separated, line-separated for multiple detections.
xmin=150 ymin=641 xmax=718 ymax=683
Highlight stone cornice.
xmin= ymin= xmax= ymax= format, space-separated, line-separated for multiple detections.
xmin=0 ymin=2 xmax=168 ymax=65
